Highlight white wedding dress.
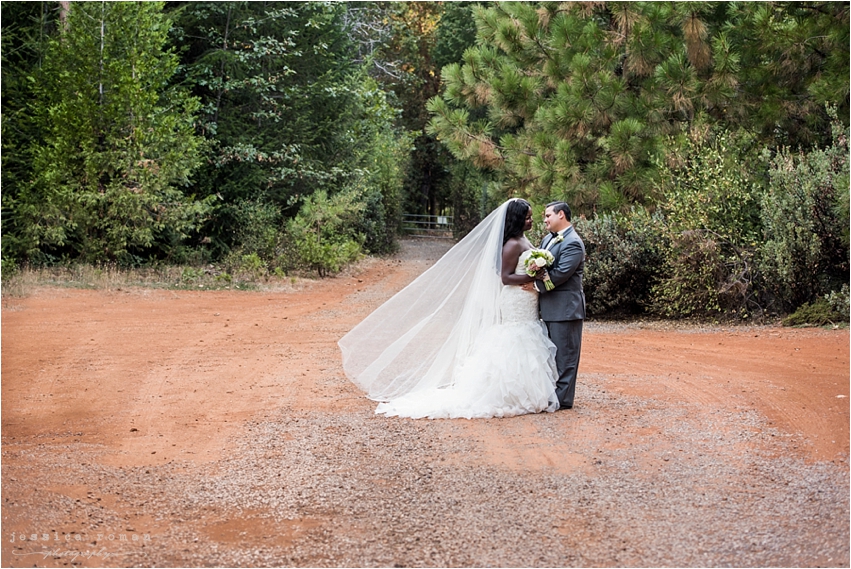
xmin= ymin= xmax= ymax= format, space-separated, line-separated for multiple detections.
xmin=374 ymin=249 xmax=559 ymax=419
xmin=339 ymin=200 xmax=559 ymax=420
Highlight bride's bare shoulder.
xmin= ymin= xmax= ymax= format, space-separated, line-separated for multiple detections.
xmin=502 ymin=236 xmax=525 ymax=254
xmin=505 ymin=235 xmax=533 ymax=253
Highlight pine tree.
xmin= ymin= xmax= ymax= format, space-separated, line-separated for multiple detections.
xmin=428 ymin=1 xmax=849 ymax=212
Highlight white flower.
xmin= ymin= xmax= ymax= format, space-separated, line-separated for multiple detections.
xmin=523 ymin=248 xmax=556 ymax=290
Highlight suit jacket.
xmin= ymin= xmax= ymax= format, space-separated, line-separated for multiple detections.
xmin=535 ymin=225 xmax=586 ymax=322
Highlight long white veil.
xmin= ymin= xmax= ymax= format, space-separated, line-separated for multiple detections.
xmin=338 ymin=200 xmax=512 ymax=401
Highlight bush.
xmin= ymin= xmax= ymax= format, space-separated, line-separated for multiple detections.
xmin=782 ymin=297 xmax=845 ymax=327
xmin=238 ymin=253 xmax=266 ymax=279
xmin=354 ymin=187 xmax=396 ymax=256
xmin=758 ymin=118 xmax=849 ymax=312
xmin=825 ymin=284 xmax=850 ymax=323
xmin=286 ymin=190 xmax=365 ymax=277
xmin=1 ymin=256 xmax=19 ymax=281
xmin=222 ymin=199 xmax=283 ymax=261
xmin=345 ymin=75 xmax=410 ymax=255
xmin=652 ymin=129 xmax=762 ymax=317
xmin=575 ymin=208 xmax=666 ymax=315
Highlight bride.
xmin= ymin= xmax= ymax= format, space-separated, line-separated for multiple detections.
xmin=338 ymin=199 xmax=559 ymax=419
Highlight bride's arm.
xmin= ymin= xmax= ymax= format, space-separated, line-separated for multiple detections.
xmin=500 ymin=239 xmax=535 ymax=286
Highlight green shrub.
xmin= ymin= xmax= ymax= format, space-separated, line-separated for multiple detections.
xmin=758 ymin=118 xmax=849 ymax=312
xmin=575 ymin=208 xmax=666 ymax=315
xmin=782 ymin=297 xmax=845 ymax=327
xmin=354 ymin=187 xmax=396 ymax=256
xmin=1 ymin=256 xmax=19 ymax=280
xmin=652 ymin=129 xmax=762 ymax=317
xmin=221 ymin=199 xmax=283 ymax=262
xmin=180 ymin=267 xmax=203 ymax=284
xmin=286 ymin=190 xmax=365 ymax=277
xmin=825 ymin=284 xmax=850 ymax=323
xmin=655 ymin=230 xmax=732 ymax=316
xmin=239 ymin=252 xmax=267 ymax=279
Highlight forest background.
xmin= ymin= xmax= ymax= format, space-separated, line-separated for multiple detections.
xmin=1 ymin=1 xmax=848 ymax=323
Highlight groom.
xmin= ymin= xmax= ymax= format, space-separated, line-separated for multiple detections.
xmin=534 ymin=201 xmax=585 ymax=410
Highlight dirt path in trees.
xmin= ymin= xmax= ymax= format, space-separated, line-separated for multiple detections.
xmin=2 ymin=239 xmax=848 ymax=567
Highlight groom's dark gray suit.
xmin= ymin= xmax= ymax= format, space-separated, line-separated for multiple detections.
xmin=535 ymin=225 xmax=585 ymax=409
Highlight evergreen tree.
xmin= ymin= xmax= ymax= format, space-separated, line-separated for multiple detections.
xmin=346 ymin=2 xmax=483 ymax=221
xmin=1 ymin=2 xmax=55 ymax=265
xmin=725 ymin=2 xmax=850 ymax=147
xmin=173 ymin=3 xmax=353 ymax=203
xmin=16 ymin=1 xmax=209 ymax=264
xmin=171 ymin=2 xmax=406 ymax=255
xmin=428 ymin=1 xmax=849 ymax=211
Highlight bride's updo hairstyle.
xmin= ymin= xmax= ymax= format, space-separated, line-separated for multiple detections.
xmin=502 ymin=198 xmax=531 ymax=245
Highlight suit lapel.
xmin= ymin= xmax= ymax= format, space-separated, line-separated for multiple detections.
xmin=545 ymin=226 xmax=574 ymax=252
xmin=545 ymin=230 xmax=563 ymax=251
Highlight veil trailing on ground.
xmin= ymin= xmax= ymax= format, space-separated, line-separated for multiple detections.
xmin=338 ymin=200 xmax=514 ymax=401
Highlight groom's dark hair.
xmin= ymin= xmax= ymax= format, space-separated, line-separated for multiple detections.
xmin=547 ymin=201 xmax=571 ymax=221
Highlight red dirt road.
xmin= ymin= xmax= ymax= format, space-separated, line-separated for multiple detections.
xmin=2 ymin=240 xmax=849 ymax=566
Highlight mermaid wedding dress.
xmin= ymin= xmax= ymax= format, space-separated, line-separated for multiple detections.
xmin=339 ymin=199 xmax=559 ymax=419
xmin=374 ymin=250 xmax=559 ymax=419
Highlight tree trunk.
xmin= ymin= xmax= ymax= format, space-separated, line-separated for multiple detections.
xmin=58 ymin=1 xmax=70 ymax=31
xmin=213 ymin=5 xmax=232 ymax=126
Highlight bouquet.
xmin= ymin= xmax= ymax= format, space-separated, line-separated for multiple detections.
xmin=524 ymin=249 xmax=555 ymax=290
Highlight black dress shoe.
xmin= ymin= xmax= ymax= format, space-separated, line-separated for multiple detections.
xmin=559 ymin=404 xmax=573 ymax=410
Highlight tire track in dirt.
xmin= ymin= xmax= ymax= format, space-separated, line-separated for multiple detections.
xmin=583 ymin=328 xmax=849 ymax=461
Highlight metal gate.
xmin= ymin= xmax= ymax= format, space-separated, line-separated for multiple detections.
xmin=401 ymin=213 xmax=454 ymax=239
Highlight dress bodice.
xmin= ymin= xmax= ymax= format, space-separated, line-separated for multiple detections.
xmin=501 ymin=249 xmax=539 ymax=323
xmin=516 ymin=250 xmax=533 ymax=275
